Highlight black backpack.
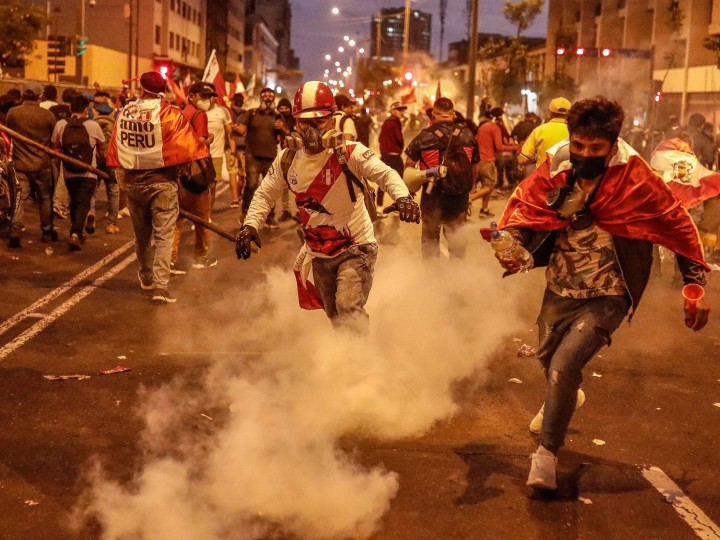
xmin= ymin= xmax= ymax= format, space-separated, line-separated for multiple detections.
xmin=432 ymin=126 xmax=474 ymax=196
xmin=61 ymin=117 xmax=94 ymax=174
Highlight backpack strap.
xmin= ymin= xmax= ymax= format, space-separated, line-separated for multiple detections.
xmin=190 ymin=109 xmax=202 ymax=129
xmin=339 ymin=114 xmax=350 ymax=133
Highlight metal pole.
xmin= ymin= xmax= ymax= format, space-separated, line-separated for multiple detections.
xmin=134 ymin=0 xmax=140 ymax=83
xmin=402 ymin=0 xmax=411 ymax=72
xmin=76 ymin=0 xmax=85 ymax=85
xmin=680 ymin=0 xmax=694 ymax=123
xmin=375 ymin=15 xmax=382 ymax=60
xmin=127 ymin=2 xmax=133 ymax=80
xmin=466 ymin=0 xmax=479 ymax=121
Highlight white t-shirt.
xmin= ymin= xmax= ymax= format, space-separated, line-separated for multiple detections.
xmin=245 ymin=143 xmax=409 ymax=257
xmin=206 ymin=105 xmax=231 ymax=158
xmin=51 ymin=117 xmax=105 ymax=178
xmin=334 ymin=112 xmax=357 ymax=141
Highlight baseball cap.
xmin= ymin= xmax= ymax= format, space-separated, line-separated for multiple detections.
xmin=260 ymin=86 xmax=275 ymax=94
xmin=187 ymin=81 xmax=217 ymax=96
xmin=391 ymin=101 xmax=407 ymax=111
xmin=549 ymin=97 xmax=571 ymax=114
xmin=21 ymin=81 xmax=43 ymax=98
xmin=140 ymin=71 xmax=167 ymax=94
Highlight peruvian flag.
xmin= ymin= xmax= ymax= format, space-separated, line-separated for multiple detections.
xmin=226 ymin=74 xmax=245 ymax=98
xmin=650 ymin=137 xmax=720 ymax=208
xmin=166 ymin=78 xmax=187 ymax=106
xmin=400 ymin=86 xmax=416 ymax=105
xmin=202 ymin=49 xmax=228 ymax=106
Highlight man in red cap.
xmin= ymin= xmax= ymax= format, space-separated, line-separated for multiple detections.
xmin=107 ymin=71 xmax=208 ymax=304
xmin=236 ymin=81 xmax=420 ymax=331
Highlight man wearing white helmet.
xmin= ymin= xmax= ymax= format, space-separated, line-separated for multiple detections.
xmin=236 ymin=81 xmax=420 ymax=331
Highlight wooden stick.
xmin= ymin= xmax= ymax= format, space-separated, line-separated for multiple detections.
xmin=0 ymin=123 xmax=236 ymax=242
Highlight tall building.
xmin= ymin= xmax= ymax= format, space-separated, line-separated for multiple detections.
xmin=546 ymin=0 xmax=720 ymax=125
xmin=370 ymin=8 xmax=432 ymax=63
xmin=23 ymin=0 xmax=209 ymax=87
xmin=206 ymin=0 xmax=246 ymax=78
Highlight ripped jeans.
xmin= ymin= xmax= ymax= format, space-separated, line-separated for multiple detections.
xmin=535 ymin=290 xmax=630 ymax=453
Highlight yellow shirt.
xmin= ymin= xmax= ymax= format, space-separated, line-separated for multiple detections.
xmin=520 ymin=118 xmax=569 ymax=168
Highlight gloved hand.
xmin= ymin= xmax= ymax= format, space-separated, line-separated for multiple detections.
xmin=395 ymin=196 xmax=421 ymax=224
xmin=235 ymin=225 xmax=261 ymax=260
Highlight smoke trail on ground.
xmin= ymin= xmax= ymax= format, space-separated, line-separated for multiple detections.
xmin=79 ymin=226 xmax=527 ymax=539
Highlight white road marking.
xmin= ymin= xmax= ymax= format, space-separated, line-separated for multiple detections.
xmin=0 ymin=240 xmax=134 ymax=337
xmin=0 ymin=253 xmax=137 ymax=361
xmin=641 ymin=466 xmax=720 ymax=540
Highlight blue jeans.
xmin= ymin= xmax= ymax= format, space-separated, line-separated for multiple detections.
xmin=90 ymin=167 xmax=120 ymax=224
xmin=535 ymin=290 xmax=630 ymax=453
xmin=126 ymin=182 xmax=179 ymax=290
xmin=12 ymin=168 xmax=54 ymax=235
xmin=311 ymin=244 xmax=378 ymax=332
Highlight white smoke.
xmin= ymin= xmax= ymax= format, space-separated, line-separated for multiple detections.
xmin=77 ymin=223 xmax=528 ymax=539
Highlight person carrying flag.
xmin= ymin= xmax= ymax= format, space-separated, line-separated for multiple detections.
xmin=235 ymin=81 xmax=420 ymax=332
xmin=107 ymin=71 xmax=209 ymax=304
xmin=491 ymin=96 xmax=710 ymax=490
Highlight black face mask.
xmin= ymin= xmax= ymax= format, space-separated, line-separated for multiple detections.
xmin=569 ymin=152 xmax=608 ymax=180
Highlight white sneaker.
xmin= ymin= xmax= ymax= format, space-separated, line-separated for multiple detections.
xmin=527 ymin=448 xmax=558 ymax=489
xmin=529 ymin=389 xmax=586 ymax=434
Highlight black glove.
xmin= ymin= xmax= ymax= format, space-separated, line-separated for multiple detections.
xmin=235 ymin=225 xmax=261 ymax=260
xmin=395 ymin=196 xmax=421 ymax=224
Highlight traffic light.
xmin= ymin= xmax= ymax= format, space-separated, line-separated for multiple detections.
xmin=75 ymin=36 xmax=88 ymax=57
xmin=153 ymin=58 xmax=174 ymax=80
xmin=47 ymin=35 xmax=68 ymax=75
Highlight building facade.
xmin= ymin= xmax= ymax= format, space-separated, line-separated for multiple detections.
xmin=370 ymin=8 xmax=432 ymax=63
xmin=546 ymin=0 xmax=720 ymax=126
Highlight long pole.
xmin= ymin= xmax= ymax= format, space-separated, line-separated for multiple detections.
xmin=680 ymin=0 xmax=694 ymax=123
xmin=0 ymin=124 xmax=236 ymax=242
xmin=76 ymin=0 xmax=85 ymax=85
xmin=402 ymin=0 xmax=411 ymax=72
xmin=466 ymin=0 xmax=479 ymax=121
xmin=127 ymin=2 xmax=133 ymax=80
xmin=134 ymin=0 xmax=140 ymax=83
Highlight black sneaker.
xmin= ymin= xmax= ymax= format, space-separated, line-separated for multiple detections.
xmin=85 ymin=212 xmax=96 ymax=235
xmin=278 ymin=210 xmax=293 ymax=222
xmin=192 ymin=256 xmax=218 ymax=269
xmin=138 ymin=271 xmax=154 ymax=290
xmin=68 ymin=233 xmax=82 ymax=251
xmin=169 ymin=262 xmax=187 ymax=275
xmin=265 ymin=216 xmax=279 ymax=229
xmin=8 ymin=235 xmax=20 ymax=249
xmin=152 ymin=288 xmax=177 ymax=304
xmin=479 ymin=209 xmax=495 ymax=218
xmin=41 ymin=230 xmax=59 ymax=243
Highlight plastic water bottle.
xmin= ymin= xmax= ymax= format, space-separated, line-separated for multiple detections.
xmin=489 ymin=222 xmax=533 ymax=272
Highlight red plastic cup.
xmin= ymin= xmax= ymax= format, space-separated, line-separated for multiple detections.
xmin=682 ymin=283 xmax=705 ymax=327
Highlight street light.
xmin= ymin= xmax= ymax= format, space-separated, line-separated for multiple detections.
xmin=338 ymin=46 xmax=345 ymax=53
xmin=331 ymin=7 xmax=339 ymax=15
xmin=325 ymin=54 xmax=331 ymax=61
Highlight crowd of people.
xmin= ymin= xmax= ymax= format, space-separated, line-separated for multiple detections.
xmin=0 ymin=74 xmax=715 ymax=492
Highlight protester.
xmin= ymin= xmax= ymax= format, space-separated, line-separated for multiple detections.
xmin=50 ymin=88 xmax=77 ymax=220
xmin=88 ymin=90 xmax=120 ymax=234
xmin=171 ymin=81 xmax=217 ymax=272
xmin=236 ymin=81 xmax=420 ymax=331
xmin=511 ymin=112 xmax=541 ymax=180
xmin=377 ymin=101 xmax=407 ymax=208
xmin=50 ymin=94 xmax=105 ymax=250
xmin=275 ymin=97 xmax=298 ymax=223
xmin=473 ymin=107 xmax=517 ymax=218
xmin=107 ymin=71 xmax=208 ymax=304
xmin=206 ymin=91 xmax=233 ymax=201
xmin=227 ymin=93 xmax=246 ymax=209
xmin=518 ymin=97 xmax=571 ymax=169
xmin=404 ymin=97 xmax=479 ymax=258
xmin=237 ymin=86 xmax=281 ymax=228
xmin=355 ymin=106 xmax=373 ymax=147
xmin=40 ymin=85 xmax=58 ymax=110
xmin=493 ymin=96 xmax=710 ymax=490
xmin=5 ymin=82 xmax=58 ymax=248
xmin=334 ymin=94 xmax=357 ymax=141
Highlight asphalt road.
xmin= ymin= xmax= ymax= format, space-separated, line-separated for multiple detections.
xmin=1 ymin=185 xmax=719 ymax=540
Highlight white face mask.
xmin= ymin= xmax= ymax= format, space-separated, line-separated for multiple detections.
xmin=196 ymin=99 xmax=211 ymax=111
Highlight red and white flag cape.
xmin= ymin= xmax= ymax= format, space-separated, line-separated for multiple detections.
xmin=498 ymin=138 xmax=709 ymax=271
xmin=650 ymin=137 xmax=720 ymax=208
xmin=202 ymin=49 xmax=228 ymax=106
xmin=106 ymin=99 xmax=208 ymax=170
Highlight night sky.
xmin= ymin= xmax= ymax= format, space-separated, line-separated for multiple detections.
xmin=291 ymin=0 xmax=548 ymax=81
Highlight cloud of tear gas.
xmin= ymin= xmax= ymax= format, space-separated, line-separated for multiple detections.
xmin=80 ymin=225 xmax=528 ymax=540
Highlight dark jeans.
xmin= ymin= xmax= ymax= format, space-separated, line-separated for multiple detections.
xmin=535 ymin=290 xmax=630 ymax=453
xmin=495 ymin=154 xmax=517 ymax=189
xmin=244 ymin=154 xmax=274 ymax=216
xmin=420 ymin=192 xmax=468 ymax=259
xmin=378 ymin=153 xmax=404 ymax=206
xmin=311 ymin=244 xmax=378 ymax=332
xmin=66 ymin=176 xmax=97 ymax=236
xmin=12 ymin=168 xmax=54 ymax=235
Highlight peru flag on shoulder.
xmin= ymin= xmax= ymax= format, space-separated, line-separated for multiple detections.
xmin=650 ymin=137 xmax=720 ymax=208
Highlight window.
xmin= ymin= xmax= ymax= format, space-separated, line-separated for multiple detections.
xmin=176 ymin=34 xmax=181 ymax=49
xmin=182 ymin=3 xmax=187 ymax=18
xmin=155 ymin=25 xmax=161 ymax=45
xmin=170 ymin=0 xmax=175 ymax=9
xmin=169 ymin=31 xmax=174 ymax=49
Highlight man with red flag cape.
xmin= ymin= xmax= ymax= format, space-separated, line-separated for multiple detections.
xmin=107 ymin=71 xmax=209 ymax=304
xmin=491 ymin=97 xmax=710 ymax=491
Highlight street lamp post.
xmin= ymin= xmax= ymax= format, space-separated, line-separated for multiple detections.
xmin=466 ymin=0 xmax=479 ymax=121
xmin=76 ymin=0 xmax=86 ymax=85
xmin=402 ymin=0 xmax=411 ymax=72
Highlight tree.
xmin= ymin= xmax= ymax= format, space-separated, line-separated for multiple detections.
xmin=0 ymin=0 xmax=47 ymax=70
xmin=503 ymin=0 xmax=544 ymax=39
